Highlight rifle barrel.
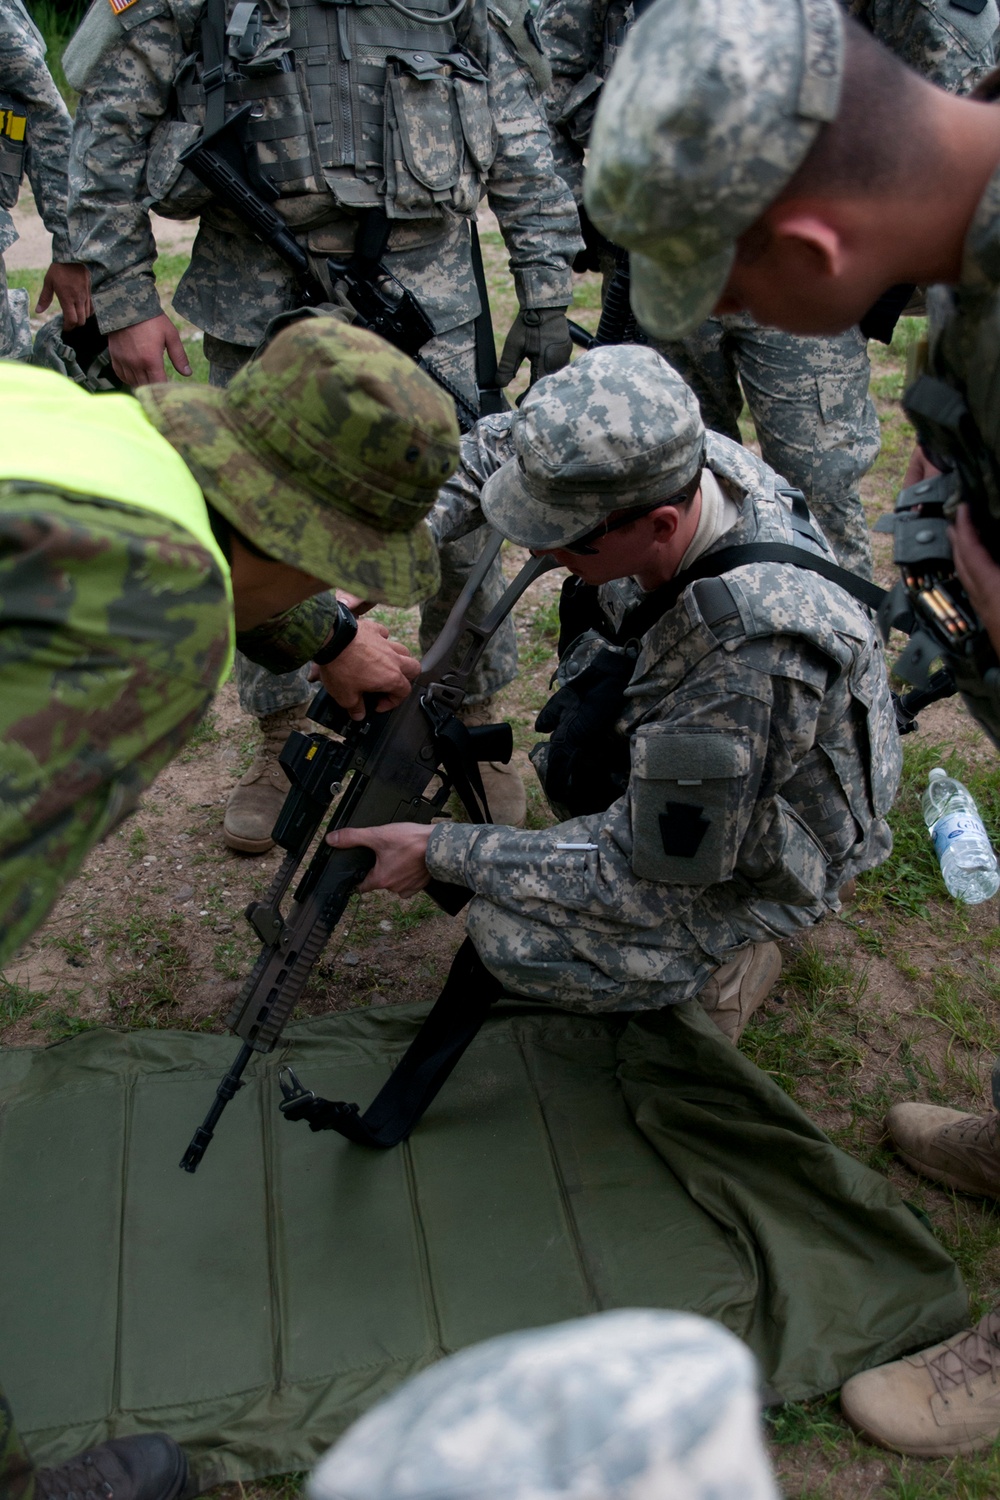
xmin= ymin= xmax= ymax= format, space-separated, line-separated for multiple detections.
xmin=179 ymin=1041 xmax=256 ymax=1173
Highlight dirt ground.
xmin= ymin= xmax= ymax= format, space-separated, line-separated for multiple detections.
xmin=4 ymin=205 xmax=1000 ymax=1500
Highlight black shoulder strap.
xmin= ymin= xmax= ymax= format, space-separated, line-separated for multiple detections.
xmin=610 ymin=543 xmax=887 ymax=645
xmin=277 ymin=938 xmax=505 ymax=1148
xmin=469 ymin=222 xmax=507 ymax=418
xmin=202 ymin=0 xmax=228 ymax=136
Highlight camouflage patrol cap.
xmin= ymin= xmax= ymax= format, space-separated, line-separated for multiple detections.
xmin=308 ymin=1310 xmax=778 ymax=1500
xmin=139 ymin=319 xmax=459 ymax=606
xmin=481 ymin=346 xmax=704 ymax=549
xmin=584 ymin=0 xmax=844 ymax=339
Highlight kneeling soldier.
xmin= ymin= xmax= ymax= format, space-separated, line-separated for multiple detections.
xmin=332 ymin=345 xmax=900 ymax=1039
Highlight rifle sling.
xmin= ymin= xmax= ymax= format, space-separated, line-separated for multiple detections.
xmin=469 ymin=221 xmax=506 ymax=417
xmin=278 ymin=938 xmax=504 ymax=1147
xmin=610 ymin=542 xmax=886 ymax=645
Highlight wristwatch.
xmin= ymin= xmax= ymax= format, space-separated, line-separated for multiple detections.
xmin=312 ymin=601 xmax=358 ymax=665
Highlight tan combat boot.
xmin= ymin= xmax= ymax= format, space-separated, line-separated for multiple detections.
xmin=696 ymin=942 xmax=782 ymax=1043
xmin=224 ymin=701 xmax=314 ymax=854
xmin=886 ymin=1103 xmax=1000 ymax=1198
xmin=458 ymin=696 xmax=526 ymax=828
xmin=841 ymin=1309 xmax=1000 ymax=1456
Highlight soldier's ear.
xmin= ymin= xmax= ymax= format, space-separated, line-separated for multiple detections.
xmin=756 ymin=208 xmax=846 ymax=282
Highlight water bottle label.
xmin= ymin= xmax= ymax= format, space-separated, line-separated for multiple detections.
xmin=932 ymin=813 xmax=978 ymax=857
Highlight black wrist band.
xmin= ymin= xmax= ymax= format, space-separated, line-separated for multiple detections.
xmin=312 ymin=602 xmax=358 ymax=665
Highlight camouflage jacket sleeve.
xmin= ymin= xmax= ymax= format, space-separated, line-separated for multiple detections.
xmin=236 ymin=592 xmax=340 ymax=674
xmin=850 ymin=0 xmax=998 ymax=92
xmin=428 ymin=413 xmax=516 ymax=546
xmin=483 ymin=20 xmax=582 ymax=308
xmin=425 ymin=630 xmax=839 ymax=996
xmin=535 ymin=0 xmax=609 ymax=198
xmin=67 ymin=0 xmax=196 ymax=331
xmin=0 ymin=4 xmax=73 ymax=260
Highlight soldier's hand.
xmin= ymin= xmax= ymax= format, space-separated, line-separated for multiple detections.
xmin=36 ymin=262 xmax=92 ymax=331
xmin=311 ymin=617 xmax=419 ymax=720
xmin=326 ymin=824 xmax=432 ymax=896
xmin=497 ymin=307 xmax=573 ymax=388
xmin=951 ymin=504 xmax=1000 ymax=656
xmin=902 ymin=444 xmax=942 ymax=489
xmin=108 ymin=314 xmax=191 ymax=386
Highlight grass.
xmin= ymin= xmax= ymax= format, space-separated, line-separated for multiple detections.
xmin=26 ymin=1 xmax=86 ymax=109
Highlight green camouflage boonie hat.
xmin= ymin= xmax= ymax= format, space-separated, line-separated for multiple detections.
xmin=584 ymin=0 xmax=844 ymax=340
xmin=481 ymin=346 xmax=704 ymax=549
xmin=139 ymin=318 xmax=459 ymax=606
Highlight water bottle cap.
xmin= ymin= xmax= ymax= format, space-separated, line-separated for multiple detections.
xmin=929 ymin=767 xmax=946 ymax=779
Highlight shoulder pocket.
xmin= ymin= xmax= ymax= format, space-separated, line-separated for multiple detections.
xmin=631 ymin=728 xmax=749 ymax=885
xmin=0 ymin=100 xmax=27 ymax=212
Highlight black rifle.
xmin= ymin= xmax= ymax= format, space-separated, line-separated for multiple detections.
xmin=179 ymin=108 xmax=481 ymax=431
xmin=181 ymin=535 xmax=555 ymax=1172
xmin=567 ymin=209 xmax=643 ymax=354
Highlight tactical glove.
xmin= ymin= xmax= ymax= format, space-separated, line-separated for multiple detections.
xmin=497 ymin=307 xmax=573 ymax=388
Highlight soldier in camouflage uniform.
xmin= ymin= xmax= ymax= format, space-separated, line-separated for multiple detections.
xmin=64 ymin=0 xmax=581 ymax=847
xmin=0 ymin=316 xmax=456 ymax=1500
xmin=0 ymin=1 xmax=91 ymax=361
xmin=331 ymin=347 xmax=899 ymax=1028
xmin=535 ymin=0 xmax=997 ymax=580
xmin=583 ymin=0 xmax=1000 ymax=1455
xmin=309 ymin=1310 xmax=779 ymax=1499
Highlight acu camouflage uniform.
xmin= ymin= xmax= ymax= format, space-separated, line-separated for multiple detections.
xmin=0 ymin=2 xmax=75 ymax=361
xmin=426 ymin=369 xmax=899 ymax=1009
xmin=309 ymin=1310 xmax=779 ymax=1500
xmin=535 ymin=0 xmax=998 ymax=581
xmin=66 ymin=0 xmax=580 ymax=717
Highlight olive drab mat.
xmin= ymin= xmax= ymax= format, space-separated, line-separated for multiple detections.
xmin=0 ymin=1000 xmax=967 ymax=1490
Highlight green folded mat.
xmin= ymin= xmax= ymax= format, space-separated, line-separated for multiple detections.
xmin=0 ymin=999 xmax=967 ymax=1489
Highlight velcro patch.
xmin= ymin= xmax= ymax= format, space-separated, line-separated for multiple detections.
xmin=0 ymin=109 xmax=26 ymax=143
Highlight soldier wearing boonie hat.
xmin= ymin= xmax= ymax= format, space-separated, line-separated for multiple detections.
xmin=0 ymin=316 xmax=458 ymax=969
xmin=327 ymin=344 xmax=897 ymax=1047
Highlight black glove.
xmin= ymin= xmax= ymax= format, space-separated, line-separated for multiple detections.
xmin=497 ymin=307 xmax=573 ymax=387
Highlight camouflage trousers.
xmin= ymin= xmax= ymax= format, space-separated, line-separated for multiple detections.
xmin=659 ymin=316 xmax=878 ymax=579
xmin=0 ymin=487 xmax=231 ymax=967
xmin=208 ymin=329 xmax=517 ymax=719
xmin=0 ymin=253 xmax=32 ymax=362
xmin=0 ymin=1382 xmax=34 ymax=1500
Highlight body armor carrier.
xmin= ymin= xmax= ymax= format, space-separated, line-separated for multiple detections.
xmin=149 ymin=0 xmax=495 ymax=223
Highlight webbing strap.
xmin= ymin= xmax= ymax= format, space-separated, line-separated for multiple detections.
xmin=469 ymin=222 xmax=506 ymax=417
xmin=611 ymin=542 xmax=887 ymax=645
xmin=278 ymin=938 xmax=505 ymax=1146
xmin=202 ymin=0 xmax=228 ymax=136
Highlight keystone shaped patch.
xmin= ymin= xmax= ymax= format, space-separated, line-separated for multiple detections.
xmin=659 ymin=802 xmax=711 ymax=859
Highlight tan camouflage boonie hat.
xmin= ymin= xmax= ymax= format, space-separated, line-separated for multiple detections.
xmin=584 ymin=0 xmax=844 ymax=339
xmin=481 ymin=346 xmax=704 ymax=549
xmin=139 ymin=318 xmax=459 ymax=606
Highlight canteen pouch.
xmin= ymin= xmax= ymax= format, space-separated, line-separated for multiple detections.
xmin=383 ymin=52 xmax=495 ymax=219
xmin=0 ymin=95 xmax=27 ymax=211
xmin=630 ymin=728 xmax=748 ymax=885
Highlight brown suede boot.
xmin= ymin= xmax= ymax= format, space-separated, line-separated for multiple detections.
xmin=696 ymin=942 xmax=782 ymax=1043
xmin=458 ymin=696 xmax=526 ymax=828
xmin=223 ymin=702 xmax=314 ymax=854
xmin=886 ymin=1103 xmax=1000 ymax=1199
xmin=841 ymin=1309 xmax=1000 ymax=1456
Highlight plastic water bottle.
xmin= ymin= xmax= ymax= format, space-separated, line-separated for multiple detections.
xmin=922 ymin=768 xmax=1000 ymax=904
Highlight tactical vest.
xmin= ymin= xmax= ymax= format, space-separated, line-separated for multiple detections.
xmin=0 ymin=364 xmax=235 ymax=676
xmin=149 ymin=0 xmax=496 ymax=222
xmin=0 ymin=93 xmax=27 ymax=211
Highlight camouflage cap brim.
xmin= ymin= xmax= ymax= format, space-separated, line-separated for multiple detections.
xmin=141 ymin=383 xmax=441 ymax=607
xmin=628 ymin=244 xmax=735 ymax=340
xmin=481 ymin=454 xmax=686 ymax=551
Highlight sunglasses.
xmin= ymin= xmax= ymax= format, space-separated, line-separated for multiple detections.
xmin=562 ymin=468 xmax=703 ymax=555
